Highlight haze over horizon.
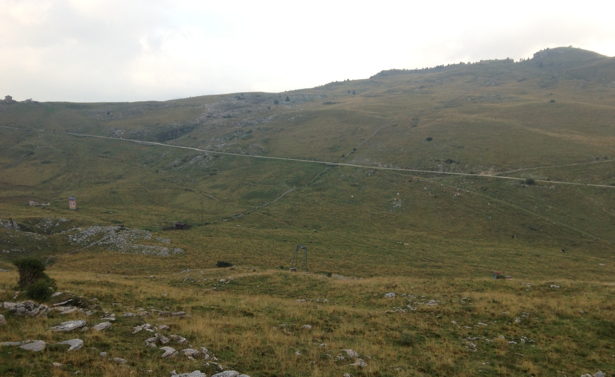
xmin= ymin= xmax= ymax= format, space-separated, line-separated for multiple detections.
xmin=2 ymin=0 xmax=615 ymax=102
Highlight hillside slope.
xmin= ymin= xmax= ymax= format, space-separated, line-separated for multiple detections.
xmin=1 ymin=46 xmax=614 ymax=279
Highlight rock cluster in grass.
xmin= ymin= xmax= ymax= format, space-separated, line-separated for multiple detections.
xmin=66 ymin=225 xmax=184 ymax=256
xmin=1 ymin=298 xmax=253 ymax=375
xmin=1 ymin=217 xmax=185 ymax=256
xmin=3 ymin=300 xmax=49 ymax=316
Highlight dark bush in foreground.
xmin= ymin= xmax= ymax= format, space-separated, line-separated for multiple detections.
xmin=14 ymin=258 xmax=46 ymax=288
xmin=13 ymin=257 xmax=56 ymax=300
xmin=524 ymin=178 xmax=536 ymax=185
xmin=216 ymin=261 xmax=234 ymax=268
xmin=26 ymin=279 xmax=56 ymax=301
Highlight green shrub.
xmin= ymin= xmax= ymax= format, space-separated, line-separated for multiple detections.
xmin=13 ymin=258 xmax=47 ymax=288
xmin=25 ymin=278 xmax=56 ymax=301
xmin=13 ymin=257 xmax=56 ymax=300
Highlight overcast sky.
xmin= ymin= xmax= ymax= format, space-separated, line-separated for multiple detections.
xmin=1 ymin=0 xmax=614 ymax=102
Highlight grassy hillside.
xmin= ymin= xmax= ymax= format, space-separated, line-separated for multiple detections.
xmin=1 ymin=46 xmax=614 ymax=376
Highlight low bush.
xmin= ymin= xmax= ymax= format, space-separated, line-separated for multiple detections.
xmin=216 ymin=261 xmax=234 ymax=268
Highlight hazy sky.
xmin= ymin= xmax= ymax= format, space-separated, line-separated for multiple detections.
xmin=2 ymin=0 xmax=614 ymax=102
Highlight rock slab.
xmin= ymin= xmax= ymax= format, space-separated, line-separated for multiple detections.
xmin=92 ymin=321 xmax=112 ymax=331
xmin=58 ymin=338 xmax=84 ymax=351
xmin=50 ymin=320 xmax=86 ymax=332
xmin=20 ymin=340 xmax=46 ymax=352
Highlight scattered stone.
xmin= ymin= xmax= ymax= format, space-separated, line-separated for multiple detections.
xmin=169 ymin=334 xmax=188 ymax=344
xmin=211 ymin=371 xmax=240 ymax=377
xmin=55 ymin=306 xmax=79 ymax=315
xmin=160 ymin=346 xmax=177 ymax=358
xmin=53 ymin=299 xmax=74 ymax=307
xmin=343 ymin=374 xmax=352 ymax=377
xmin=0 ymin=314 xmax=6 ymax=326
xmin=146 ymin=333 xmax=171 ymax=347
xmin=342 ymin=349 xmax=360 ymax=358
xmin=171 ymin=311 xmax=187 ymax=317
xmin=181 ymin=348 xmax=200 ymax=359
xmin=157 ymin=324 xmax=170 ymax=331
xmin=52 ymin=362 xmax=63 ymax=368
xmin=171 ymin=371 xmax=207 ymax=377
xmin=20 ymin=340 xmax=46 ymax=352
xmin=1 ymin=341 xmax=24 ymax=347
xmin=384 ymin=292 xmax=396 ymax=298
xmin=301 ymin=324 xmax=312 ymax=330
xmin=100 ymin=352 xmax=108 ymax=358
xmin=58 ymin=338 xmax=84 ymax=351
xmin=92 ymin=321 xmax=112 ymax=331
xmin=200 ymin=346 xmax=216 ymax=360
xmin=101 ymin=314 xmax=116 ymax=321
xmin=550 ymin=284 xmax=560 ymax=289
xmin=133 ymin=323 xmax=155 ymax=334
xmin=50 ymin=320 xmax=86 ymax=332
xmin=589 ymin=372 xmax=605 ymax=377
xmin=350 ymin=358 xmax=367 ymax=368
xmin=112 ymin=357 xmax=127 ymax=364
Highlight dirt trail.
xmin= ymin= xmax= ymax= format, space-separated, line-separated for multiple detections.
xmin=67 ymin=132 xmax=615 ymax=190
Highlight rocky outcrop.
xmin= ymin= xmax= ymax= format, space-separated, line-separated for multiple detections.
xmin=67 ymin=225 xmax=184 ymax=256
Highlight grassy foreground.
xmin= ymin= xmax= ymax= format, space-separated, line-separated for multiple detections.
xmin=1 ymin=255 xmax=615 ymax=377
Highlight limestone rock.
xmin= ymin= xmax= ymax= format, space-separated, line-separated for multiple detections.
xmin=171 ymin=371 xmax=206 ymax=377
xmin=169 ymin=334 xmax=187 ymax=344
xmin=112 ymin=357 xmax=127 ymax=364
xmin=211 ymin=371 xmax=240 ymax=377
xmin=350 ymin=358 xmax=367 ymax=368
xmin=50 ymin=320 xmax=86 ymax=332
xmin=384 ymin=292 xmax=396 ymax=298
xmin=342 ymin=349 xmax=359 ymax=358
xmin=181 ymin=348 xmax=200 ymax=359
xmin=0 ymin=341 xmax=23 ymax=346
xmin=6 ymin=301 xmax=49 ymax=316
xmin=20 ymin=340 xmax=46 ymax=352
xmin=92 ymin=321 xmax=112 ymax=331
xmin=58 ymin=338 xmax=83 ymax=351
xmin=160 ymin=346 xmax=177 ymax=358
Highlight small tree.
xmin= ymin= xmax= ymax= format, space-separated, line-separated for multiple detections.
xmin=13 ymin=258 xmax=56 ymax=300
